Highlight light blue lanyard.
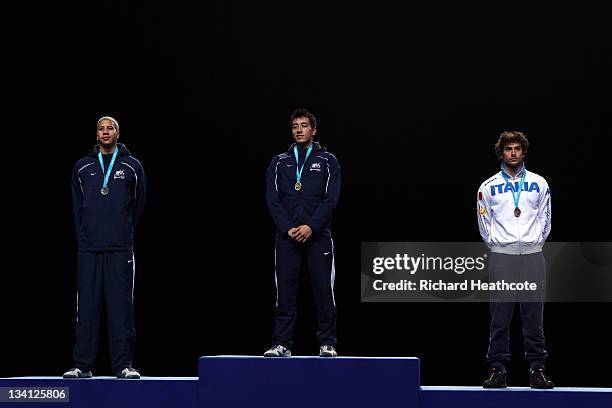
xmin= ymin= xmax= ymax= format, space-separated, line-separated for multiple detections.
xmin=98 ymin=147 xmax=119 ymax=190
xmin=500 ymin=164 xmax=526 ymax=209
xmin=293 ymin=144 xmax=313 ymax=185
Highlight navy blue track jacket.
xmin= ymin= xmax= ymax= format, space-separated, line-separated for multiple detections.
xmin=71 ymin=143 xmax=146 ymax=251
xmin=266 ymin=142 xmax=341 ymax=237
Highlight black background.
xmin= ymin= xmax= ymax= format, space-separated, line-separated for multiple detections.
xmin=1 ymin=1 xmax=611 ymax=387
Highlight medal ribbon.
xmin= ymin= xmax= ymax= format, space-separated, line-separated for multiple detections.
xmin=500 ymin=163 xmax=526 ymax=210
xmin=293 ymin=144 xmax=313 ymax=186
xmin=98 ymin=147 xmax=119 ymax=191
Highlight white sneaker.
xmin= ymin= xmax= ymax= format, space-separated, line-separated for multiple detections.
xmin=263 ymin=345 xmax=291 ymax=357
xmin=319 ymin=345 xmax=337 ymax=357
xmin=62 ymin=368 xmax=92 ymax=378
xmin=117 ymin=367 xmax=140 ymax=379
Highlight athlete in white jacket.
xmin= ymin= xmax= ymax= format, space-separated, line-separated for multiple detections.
xmin=477 ymin=131 xmax=554 ymax=389
xmin=477 ymin=161 xmax=551 ymax=254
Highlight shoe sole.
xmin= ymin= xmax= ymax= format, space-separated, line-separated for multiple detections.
xmin=482 ymin=381 xmax=507 ymax=388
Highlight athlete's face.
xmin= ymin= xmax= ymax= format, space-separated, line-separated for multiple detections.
xmin=292 ymin=117 xmax=316 ymax=145
xmin=502 ymin=142 xmax=524 ymax=168
xmin=96 ymin=119 xmax=119 ymax=148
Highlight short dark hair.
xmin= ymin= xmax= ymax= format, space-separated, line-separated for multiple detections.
xmin=290 ymin=108 xmax=317 ymax=129
xmin=495 ymin=131 xmax=529 ymax=159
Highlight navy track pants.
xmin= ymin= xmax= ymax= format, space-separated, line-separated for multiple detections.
xmin=73 ymin=251 xmax=136 ymax=373
xmin=486 ymin=252 xmax=548 ymax=370
xmin=272 ymin=234 xmax=337 ymax=349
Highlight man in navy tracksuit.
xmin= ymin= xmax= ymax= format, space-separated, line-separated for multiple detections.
xmin=264 ymin=108 xmax=341 ymax=358
xmin=63 ymin=116 xmax=146 ymax=379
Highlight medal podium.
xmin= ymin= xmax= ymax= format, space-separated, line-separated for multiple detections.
xmin=1 ymin=357 xmax=610 ymax=407
xmin=199 ymin=356 xmax=420 ymax=407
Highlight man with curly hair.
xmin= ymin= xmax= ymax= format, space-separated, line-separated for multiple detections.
xmin=477 ymin=131 xmax=554 ymax=389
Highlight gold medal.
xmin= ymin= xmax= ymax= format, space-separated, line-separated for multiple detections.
xmin=294 ymin=182 xmax=302 ymax=191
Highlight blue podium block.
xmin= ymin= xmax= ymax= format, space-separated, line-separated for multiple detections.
xmin=4 ymin=361 xmax=610 ymax=407
xmin=198 ymin=356 xmax=420 ymax=408
xmin=420 ymin=386 xmax=612 ymax=408
xmin=0 ymin=377 xmax=198 ymax=408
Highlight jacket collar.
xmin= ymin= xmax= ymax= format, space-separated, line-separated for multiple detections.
xmin=287 ymin=141 xmax=324 ymax=153
xmin=500 ymin=162 xmax=526 ymax=179
xmin=89 ymin=143 xmax=130 ymax=157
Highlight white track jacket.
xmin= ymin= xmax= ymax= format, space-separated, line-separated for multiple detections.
xmin=477 ymin=165 xmax=551 ymax=255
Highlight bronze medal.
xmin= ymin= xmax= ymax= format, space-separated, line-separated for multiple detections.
xmin=514 ymin=207 xmax=521 ymax=217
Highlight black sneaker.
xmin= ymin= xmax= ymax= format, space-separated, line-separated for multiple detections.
xmin=116 ymin=367 xmax=140 ymax=379
xmin=482 ymin=367 xmax=507 ymax=388
xmin=263 ymin=345 xmax=291 ymax=357
xmin=319 ymin=345 xmax=338 ymax=357
xmin=530 ymin=368 xmax=554 ymax=389
xmin=62 ymin=368 xmax=92 ymax=378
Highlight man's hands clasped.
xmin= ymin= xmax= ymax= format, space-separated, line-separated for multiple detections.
xmin=288 ymin=225 xmax=313 ymax=243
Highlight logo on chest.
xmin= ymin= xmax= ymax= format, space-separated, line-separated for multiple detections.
xmin=114 ymin=169 xmax=125 ymax=179
xmin=310 ymin=162 xmax=322 ymax=172
xmin=490 ymin=181 xmax=539 ymax=196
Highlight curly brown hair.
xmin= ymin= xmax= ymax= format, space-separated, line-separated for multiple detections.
xmin=495 ymin=131 xmax=529 ymax=159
